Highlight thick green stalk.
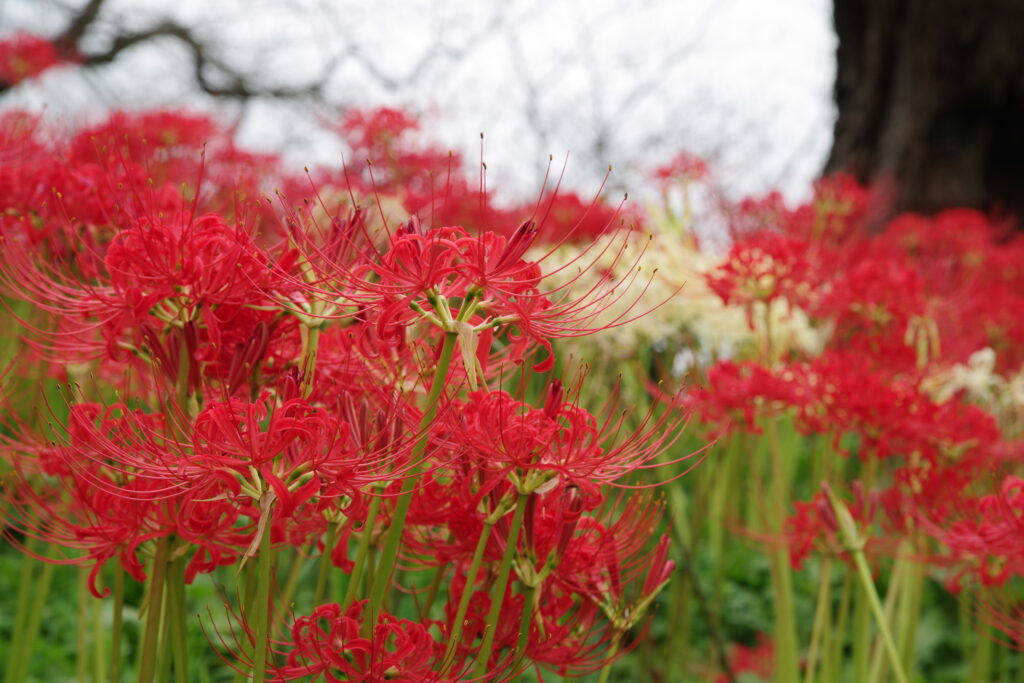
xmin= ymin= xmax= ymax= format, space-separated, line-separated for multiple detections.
xmin=827 ymin=570 xmax=852 ymax=683
xmin=251 ymin=515 xmax=275 ymax=683
xmin=344 ymin=493 xmax=382 ymax=609
xmin=232 ymin=561 xmax=257 ymax=683
xmin=5 ymin=540 xmax=39 ymax=683
xmin=825 ymin=485 xmax=908 ymax=683
xmin=111 ymin=566 xmax=125 ymax=683
xmin=852 ymin=573 xmax=871 ymax=682
xmin=166 ymin=548 xmax=189 ymax=681
xmin=819 ymin=564 xmax=836 ymax=683
xmin=852 ymin=548 xmax=908 ymax=683
xmin=664 ymin=575 xmax=689 ymax=681
xmin=596 ymin=633 xmax=623 ymax=683
xmin=299 ymin=325 xmax=321 ymax=398
xmin=157 ymin=583 xmax=172 ymax=683
xmin=895 ymin=542 xmax=923 ymax=677
xmin=868 ymin=558 xmax=904 ymax=683
xmin=421 ymin=568 xmax=445 ymax=618
xmin=474 ymin=493 xmax=529 ymax=676
xmin=93 ymin=583 xmax=106 ymax=683
xmin=275 ymin=547 xmax=309 ymax=640
xmin=78 ymin=567 xmax=91 ymax=683
xmin=443 ymin=517 xmax=495 ymax=667
xmin=515 ymin=584 xmax=536 ymax=661
xmin=767 ymin=419 xmax=799 ymax=683
xmin=662 ymin=435 xmax=694 ymax=676
xmin=368 ymin=332 xmax=458 ymax=618
xmin=770 ymin=548 xmax=800 ymax=682
xmin=313 ymin=526 xmax=337 ymax=607
xmin=10 ymin=558 xmax=56 ymax=683
xmin=709 ymin=436 xmax=739 ymax=606
xmin=138 ymin=536 xmax=171 ymax=683
xmin=804 ymin=558 xmax=833 ymax=683
xmin=970 ymin=624 xmax=994 ymax=682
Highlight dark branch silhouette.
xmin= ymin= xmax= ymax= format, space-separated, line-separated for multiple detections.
xmin=2 ymin=0 xmax=328 ymax=99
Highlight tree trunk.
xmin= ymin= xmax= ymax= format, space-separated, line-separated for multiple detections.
xmin=827 ymin=0 xmax=1024 ymax=220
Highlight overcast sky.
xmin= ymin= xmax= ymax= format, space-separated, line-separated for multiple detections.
xmin=2 ymin=0 xmax=836 ymax=204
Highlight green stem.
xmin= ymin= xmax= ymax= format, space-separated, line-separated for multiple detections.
xmin=251 ymin=513 xmax=275 ymax=683
xmin=851 ymin=547 xmax=909 ymax=683
xmin=138 ymin=536 xmax=171 ymax=683
xmin=367 ymin=332 xmax=458 ymax=618
xmin=474 ymin=492 xmax=528 ymax=677
xmin=166 ymin=547 xmax=189 ymax=681
xmin=233 ymin=560 xmax=257 ymax=683
xmin=596 ymin=633 xmax=623 ymax=683
xmin=710 ymin=436 xmax=738 ymax=606
xmin=344 ymin=493 xmax=382 ymax=609
xmin=443 ymin=517 xmax=495 ymax=667
xmin=4 ymin=540 xmax=39 ymax=683
xmin=804 ymin=558 xmax=833 ymax=683
xmin=770 ymin=548 xmax=800 ymax=682
xmin=868 ymin=556 xmax=903 ymax=683
xmin=275 ymin=547 xmax=309 ymax=636
xmin=970 ymin=623 xmax=994 ymax=682
xmin=299 ymin=325 xmax=321 ymax=398
xmin=313 ymin=526 xmax=337 ymax=607
xmin=767 ymin=417 xmax=799 ymax=683
xmin=94 ymin=580 xmax=106 ymax=683
xmin=825 ymin=473 xmax=907 ymax=683
xmin=896 ymin=540 xmax=923 ymax=677
xmin=112 ymin=566 xmax=125 ymax=683
xmin=12 ymin=558 xmax=56 ymax=683
xmin=421 ymin=568 xmax=445 ymax=618
xmin=827 ymin=569 xmax=852 ymax=683
xmin=665 ymin=574 xmax=689 ymax=682
xmin=156 ymin=581 xmax=172 ymax=683
xmin=852 ymin=569 xmax=871 ymax=683
xmin=515 ymin=584 xmax=536 ymax=661
xmin=78 ymin=567 xmax=90 ymax=683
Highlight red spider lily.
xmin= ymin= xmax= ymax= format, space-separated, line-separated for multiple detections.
xmin=883 ymin=208 xmax=1024 ymax=370
xmin=687 ymin=360 xmax=813 ymax=437
xmin=0 ymin=401 xmax=249 ymax=588
xmin=277 ymin=198 xmax=663 ymax=372
xmin=0 ymin=101 xmax=712 ymax=683
xmin=2 ymin=475 xmax=154 ymax=597
xmin=786 ymin=174 xmax=875 ymax=245
xmin=555 ymin=493 xmax=672 ymax=615
xmin=514 ymin=493 xmax=671 ymax=676
xmin=526 ymin=190 xmax=641 ymax=244
xmin=652 ymin=151 xmax=711 ymax=186
xmin=692 ymin=351 xmax=1000 ymax=462
xmin=449 ymin=380 xmax=701 ymax=498
xmin=223 ymin=598 xmax=513 ymax=683
xmin=803 ymin=350 xmax=1001 ymax=461
xmin=786 ymin=482 xmax=880 ymax=570
xmin=716 ymin=633 xmax=773 ymax=683
xmin=813 ymin=243 xmax=925 ymax=372
xmin=0 ymin=204 xmax=298 ymax=393
xmin=706 ymin=230 xmax=818 ymax=320
xmin=923 ymin=475 xmax=1024 ymax=589
xmin=0 ymin=34 xmax=62 ymax=87
xmin=273 ymin=601 xmax=448 ymax=682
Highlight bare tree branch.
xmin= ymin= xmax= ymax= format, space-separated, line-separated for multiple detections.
xmin=80 ymin=21 xmax=327 ymax=99
xmin=1 ymin=3 xmax=328 ymax=99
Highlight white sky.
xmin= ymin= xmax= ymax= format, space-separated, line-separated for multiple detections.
xmin=1 ymin=0 xmax=836 ymax=204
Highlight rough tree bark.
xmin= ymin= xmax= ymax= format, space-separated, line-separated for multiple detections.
xmin=827 ymin=0 xmax=1024 ymax=219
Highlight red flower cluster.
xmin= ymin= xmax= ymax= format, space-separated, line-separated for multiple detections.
xmin=687 ymin=173 xmax=1024 ymax=644
xmin=0 ymin=106 xmax=688 ymax=681
xmin=0 ymin=34 xmax=62 ymax=87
